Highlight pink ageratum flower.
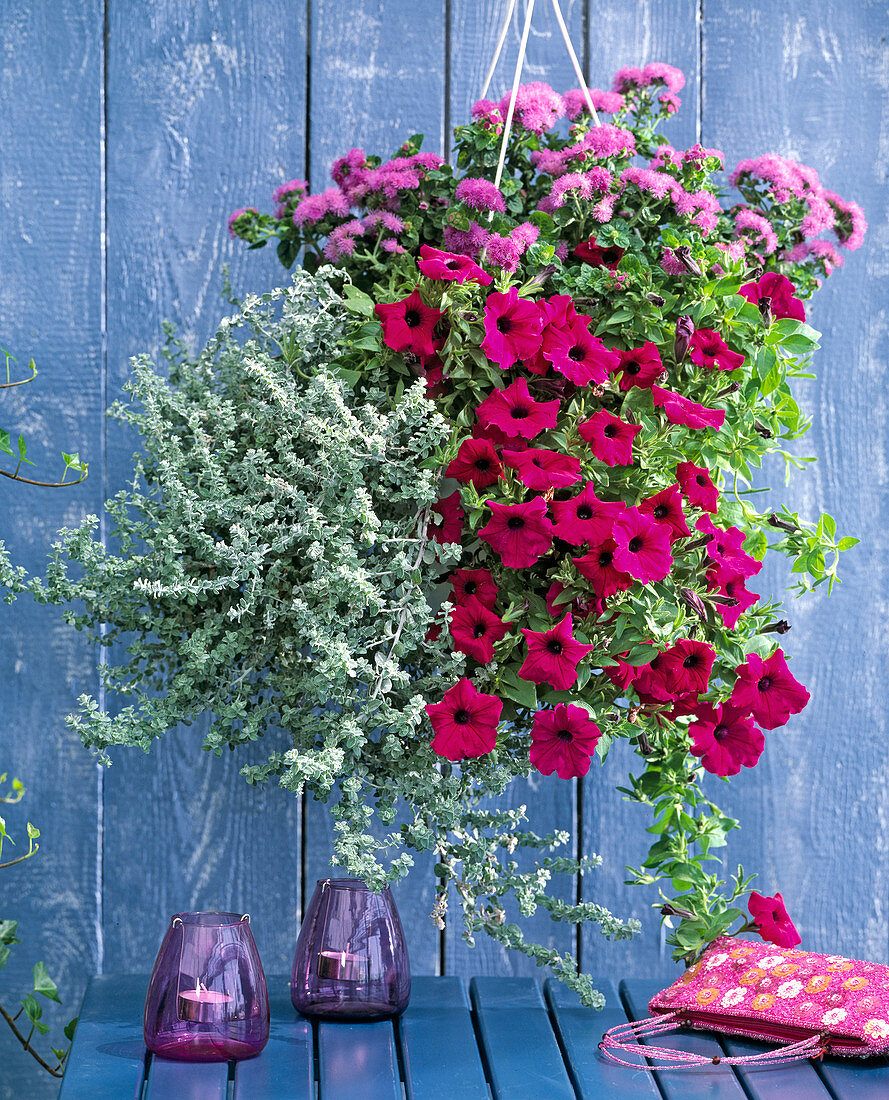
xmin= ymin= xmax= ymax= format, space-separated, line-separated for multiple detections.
xmin=611 ymin=508 xmax=673 ymax=583
xmin=643 ymin=62 xmax=686 ymax=92
xmin=449 ymin=596 xmax=509 ymax=664
xmin=612 ymin=66 xmax=650 ymax=92
xmin=482 ymin=289 xmax=544 ymax=368
xmin=426 ymin=677 xmax=502 ymax=761
xmin=519 ymin=613 xmax=595 ymax=691
xmin=551 ymin=482 xmax=626 ymax=546
xmin=739 ymin=272 xmax=806 ymax=322
xmin=292 ymin=187 xmax=351 ymax=227
xmin=418 ymin=244 xmax=493 ymax=285
xmin=374 ymin=288 xmax=443 ymax=359
xmin=573 ymin=239 xmax=625 ymax=269
xmin=660 ymin=248 xmax=685 ymax=276
xmin=455 ymin=177 xmax=506 ymax=213
xmin=734 ymin=208 xmax=779 ymax=254
xmin=227 ymin=207 xmax=259 ymax=238
xmin=501 ymin=448 xmax=582 ymax=491
xmin=613 ymin=342 xmax=664 ymax=390
xmin=500 ymin=82 xmax=565 ymax=134
xmin=689 ymin=702 xmax=765 ymax=777
xmin=543 ymin=322 xmax=619 ymax=386
xmin=476 ymin=377 xmax=560 ymax=441
xmin=825 ymin=189 xmax=867 ymax=250
xmin=650 ymin=385 xmax=726 ymax=431
xmin=638 ymin=485 xmax=690 ymax=542
xmin=479 ymin=496 xmax=554 ymax=569
xmin=484 ymin=233 xmax=524 ymax=274
xmin=579 ymin=409 xmax=641 ymax=466
xmin=689 ymin=329 xmax=746 ymax=372
xmin=573 ymin=539 xmax=634 ymax=600
xmin=748 ymin=891 xmax=802 ymax=949
xmin=662 ymin=638 xmax=716 ymax=695
xmin=450 ymin=568 xmax=498 ymax=610
xmin=563 ymin=87 xmax=625 ymax=119
xmin=530 ymin=704 xmax=602 ymax=779
xmin=677 ymin=461 xmax=719 ymax=512
xmin=446 ymin=437 xmax=503 ymax=490
xmin=429 ymin=490 xmax=464 ymax=546
xmin=730 ymin=649 xmax=810 ymax=730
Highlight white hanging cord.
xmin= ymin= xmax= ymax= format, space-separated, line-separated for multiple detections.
xmin=492 ymin=0 xmax=536 ymax=196
xmin=550 ymin=0 xmax=600 ymax=125
xmin=480 ymin=0 xmax=518 ymax=100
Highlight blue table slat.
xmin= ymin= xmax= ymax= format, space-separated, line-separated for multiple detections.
xmin=544 ymin=977 xmax=660 ymax=1099
xmin=816 ymin=1052 xmax=889 ymax=1099
xmin=719 ymin=1034 xmax=833 ymax=1099
xmin=233 ymin=979 xmax=313 ymax=1099
xmin=470 ymin=977 xmax=574 ymax=1100
xmin=621 ymin=979 xmax=747 ymax=1099
xmin=400 ymin=976 xmax=488 ymax=1100
xmin=58 ymin=974 xmax=147 ymax=1100
xmin=145 ymin=1056 xmax=229 ymax=1100
xmin=318 ymin=1019 xmax=400 ymax=1100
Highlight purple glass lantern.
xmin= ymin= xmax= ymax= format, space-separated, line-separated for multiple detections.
xmin=144 ymin=911 xmax=269 ymax=1061
xmin=291 ymin=879 xmax=410 ymax=1020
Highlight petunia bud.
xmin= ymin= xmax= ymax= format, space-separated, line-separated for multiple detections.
xmin=762 ymin=619 xmax=791 ymax=634
xmin=674 ymin=245 xmax=702 ymax=277
xmin=646 ymin=292 xmax=666 ymax=307
xmin=768 ymin=512 xmax=798 ymax=534
xmin=661 ymin=902 xmax=696 ymax=919
xmin=754 ymin=420 xmax=773 ymax=438
xmin=715 ymin=381 xmax=741 ymax=399
xmin=519 ymin=264 xmax=557 ymax=294
xmin=683 ymin=532 xmax=715 ymax=553
xmin=758 ymin=295 xmax=773 ymax=326
xmin=679 ymin=587 xmax=708 ymax=622
xmin=673 ymin=315 xmax=694 ymax=364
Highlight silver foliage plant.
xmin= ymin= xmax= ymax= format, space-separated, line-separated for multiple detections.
xmin=10 ymin=269 xmax=633 ymax=1007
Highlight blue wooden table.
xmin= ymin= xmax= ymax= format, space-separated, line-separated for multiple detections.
xmin=58 ymin=975 xmax=889 ymax=1099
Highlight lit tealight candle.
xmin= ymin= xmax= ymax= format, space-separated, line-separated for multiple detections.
xmin=316 ymin=949 xmax=366 ymax=982
xmin=177 ymin=980 xmax=234 ymax=1023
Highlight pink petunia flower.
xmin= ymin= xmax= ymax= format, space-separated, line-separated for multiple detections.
xmin=481 ymin=288 xmax=545 ymax=368
xmin=662 ymin=638 xmax=716 ymax=695
xmin=580 ymin=409 xmax=642 ymax=466
xmin=689 ymin=702 xmax=765 ymax=776
xmin=501 ymin=448 xmax=582 ymax=491
xmin=374 ymin=288 xmax=444 ymax=359
xmin=611 ymin=508 xmax=673 ymax=583
xmin=638 ymin=485 xmax=691 ymax=542
xmin=748 ymin=891 xmax=802 ymax=949
xmin=696 ymin=515 xmax=763 ymax=580
xmin=429 ymin=490 xmax=464 ymax=546
xmin=418 ymin=244 xmax=493 ymax=285
xmin=449 ymin=597 xmax=509 ymax=664
xmin=530 ymin=704 xmax=602 ymax=779
xmin=476 ymin=377 xmax=560 ymax=441
xmin=479 ymin=496 xmax=554 ymax=568
xmin=543 ymin=322 xmax=619 ymax=386
xmin=689 ymin=329 xmax=746 ymax=372
xmin=677 ymin=461 xmax=719 ymax=512
xmin=519 ymin=613 xmax=595 ymax=691
xmin=613 ymin=342 xmax=664 ymax=391
xmin=551 ymin=482 xmax=626 ymax=546
xmin=573 ymin=239 xmax=625 ymax=269
xmin=450 ymin=568 xmax=498 ymax=610
xmin=739 ymin=272 xmax=806 ymax=322
xmin=709 ymin=571 xmax=759 ymax=630
xmin=730 ymin=649 xmax=810 ymax=730
xmin=446 ymin=437 xmax=503 ymax=490
xmin=651 ymin=385 xmax=726 ymax=431
xmin=426 ymin=677 xmax=502 ymax=761
xmin=573 ymin=539 xmax=634 ymax=599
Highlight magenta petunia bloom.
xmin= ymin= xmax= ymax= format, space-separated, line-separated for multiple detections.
xmin=479 ymin=496 xmax=554 ymax=569
xmin=374 ymin=288 xmax=444 ymax=359
xmin=472 ymin=421 xmax=528 ymax=450
xmin=542 ymin=322 xmax=619 ymax=386
xmin=688 ymin=329 xmax=746 ymax=372
xmin=551 ymin=482 xmax=626 ymax=546
xmin=730 ymin=649 xmax=810 ymax=730
xmin=676 ymin=461 xmax=719 ymax=512
xmin=454 ymin=176 xmax=507 ymax=213
xmin=519 ymin=613 xmax=595 ymax=691
xmin=709 ymin=570 xmax=759 ymax=629
xmin=739 ymin=272 xmax=806 ymax=322
xmin=650 ymin=385 xmax=726 ymax=430
xmin=446 ymin=437 xmax=503 ymax=489
xmin=688 ymin=702 xmax=765 ymax=777
xmin=418 ymin=244 xmax=492 ymax=285
xmin=426 ymin=677 xmax=502 ymax=761
xmin=502 ymin=448 xmax=582 ymax=491
xmin=696 ymin=515 xmax=763 ymax=580
xmin=573 ymin=239 xmax=624 ymax=269
xmin=449 ymin=596 xmax=509 ymax=664
xmin=573 ymin=539 xmax=634 ymax=599
xmin=481 ymin=289 xmax=544 ymax=368
xmin=638 ymin=485 xmax=690 ymax=542
xmin=662 ymin=638 xmax=716 ymax=695
xmin=748 ymin=891 xmax=802 ymax=949
xmin=450 ymin=567 xmax=499 ymax=610
xmin=579 ymin=409 xmax=641 ymax=466
xmin=611 ymin=508 xmax=673 ymax=583
xmin=429 ymin=490 xmax=464 ymax=545
xmin=530 ymin=703 xmax=602 ymax=779
xmin=612 ymin=342 xmax=664 ymax=391
xmin=476 ymin=377 xmax=560 ymax=441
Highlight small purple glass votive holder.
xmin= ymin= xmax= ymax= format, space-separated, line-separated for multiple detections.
xmin=143 ymin=911 xmax=269 ymax=1062
xmin=291 ymin=878 xmax=411 ymax=1021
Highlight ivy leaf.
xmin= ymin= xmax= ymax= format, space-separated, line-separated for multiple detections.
xmin=33 ymin=960 xmax=61 ymax=1003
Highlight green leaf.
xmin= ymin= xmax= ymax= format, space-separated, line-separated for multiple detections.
xmin=499 ymin=668 xmax=538 ymax=710
xmin=64 ymin=1017 xmax=79 ymax=1042
xmin=17 ymin=434 xmax=26 ymax=461
xmin=837 ymin=536 xmax=860 ymax=552
xmin=341 ymin=285 xmax=375 ymax=316
xmin=21 ymin=992 xmax=42 ymax=1024
xmin=33 ymin=960 xmax=61 ymax=1003
xmin=0 ymin=429 xmax=12 ymax=457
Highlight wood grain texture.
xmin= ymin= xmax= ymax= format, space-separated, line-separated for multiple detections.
xmin=102 ymin=0 xmax=310 ymax=979
xmin=0 ymin=2 xmax=104 ymax=1097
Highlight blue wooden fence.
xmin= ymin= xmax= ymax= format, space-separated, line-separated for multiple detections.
xmin=0 ymin=1 xmax=886 ymax=1095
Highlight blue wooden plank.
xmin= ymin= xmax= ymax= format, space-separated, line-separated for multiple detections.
xmin=233 ymin=977 xmax=313 ymax=1099
xmin=621 ymin=979 xmax=746 ymax=1099
xmin=816 ymin=1053 xmax=889 ymax=1100
xmin=145 ymin=1056 xmax=229 ymax=1100
xmin=470 ymin=977 xmax=574 ymax=1100
xmin=57 ymin=975 xmax=146 ymax=1100
xmin=719 ymin=1035 xmax=833 ymax=1099
xmin=544 ymin=977 xmax=660 ymax=1099
xmin=317 ymin=1018 xmax=400 ymax=1100
xmin=399 ymin=976 xmax=488 ymax=1100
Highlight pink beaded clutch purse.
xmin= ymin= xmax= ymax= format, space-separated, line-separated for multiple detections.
xmin=601 ymin=935 xmax=889 ymax=1068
